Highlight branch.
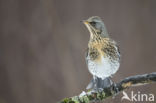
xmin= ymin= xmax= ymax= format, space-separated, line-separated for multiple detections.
xmin=58 ymin=72 xmax=156 ymax=103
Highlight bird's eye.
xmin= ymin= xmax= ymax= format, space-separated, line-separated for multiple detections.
xmin=90 ymin=22 xmax=96 ymax=26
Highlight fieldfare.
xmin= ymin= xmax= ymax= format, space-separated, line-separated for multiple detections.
xmin=82 ymin=16 xmax=120 ymax=90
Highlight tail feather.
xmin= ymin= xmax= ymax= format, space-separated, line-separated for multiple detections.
xmin=86 ymin=79 xmax=94 ymax=90
xmin=86 ymin=76 xmax=112 ymax=90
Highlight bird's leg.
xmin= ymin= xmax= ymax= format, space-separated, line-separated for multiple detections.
xmin=91 ymin=76 xmax=103 ymax=92
xmin=92 ymin=76 xmax=98 ymax=91
xmin=92 ymin=76 xmax=104 ymax=93
xmin=109 ymin=77 xmax=119 ymax=98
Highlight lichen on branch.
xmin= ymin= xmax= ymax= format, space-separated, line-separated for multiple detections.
xmin=58 ymin=72 xmax=156 ymax=103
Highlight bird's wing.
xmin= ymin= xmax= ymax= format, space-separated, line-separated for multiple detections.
xmin=110 ymin=39 xmax=121 ymax=60
xmin=115 ymin=43 xmax=121 ymax=60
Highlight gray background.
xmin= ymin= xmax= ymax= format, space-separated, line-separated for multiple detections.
xmin=0 ymin=0 xmax=156 ymax=103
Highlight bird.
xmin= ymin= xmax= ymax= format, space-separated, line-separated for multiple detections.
xmin=82 ymin=16 xmax=120 ymax=90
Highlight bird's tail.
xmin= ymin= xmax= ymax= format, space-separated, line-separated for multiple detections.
xmin=86 ymin=76 xmax=113 ymax=90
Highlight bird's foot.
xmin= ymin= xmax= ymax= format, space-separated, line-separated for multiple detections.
xmin=111 ymin=83 xmax=119 ymax=99
xmin=91 ymin=87 xmax=103 ymax=93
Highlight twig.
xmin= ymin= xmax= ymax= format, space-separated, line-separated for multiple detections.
xmin=58 ymin=72 xmax=156 ymax=103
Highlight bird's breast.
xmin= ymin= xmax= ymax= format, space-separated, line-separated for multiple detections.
xmin=87 ymin=55 xmax=120 ymax=79
xmin=87 ymin=39 xmax=120 ymax=79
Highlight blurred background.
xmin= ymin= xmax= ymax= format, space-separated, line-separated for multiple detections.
xmin=0 ymin=0 xmax=156 ymax=103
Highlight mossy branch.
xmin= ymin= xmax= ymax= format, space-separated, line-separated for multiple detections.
xmin=58 ymin=72 xmax=156 ymax=103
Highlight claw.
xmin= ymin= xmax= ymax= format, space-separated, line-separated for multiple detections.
xmin=111 ymin=83 xmax=119 ymax=99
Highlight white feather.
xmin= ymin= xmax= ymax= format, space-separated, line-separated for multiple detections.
xmin=87 ymin=56 xmax=120 ymax=79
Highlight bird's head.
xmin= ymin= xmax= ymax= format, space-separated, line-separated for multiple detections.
xmin=82 ymin=16 xmax=109 ymax=39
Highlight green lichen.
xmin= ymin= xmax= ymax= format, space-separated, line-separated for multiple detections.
xmin=97 ymin=91 xmax=106 ymax=100
xmin=80 ymin=95 xmax=89 ymax=103
xmin=71 ymin=96 xmax=80 ymax=103
xmin=87 ymin=93 xmax=95 ymax=100
xmin=61 ymin=98 xmax=70 ymax=103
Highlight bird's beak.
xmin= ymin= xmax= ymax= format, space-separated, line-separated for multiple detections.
xmin=81 ymin=20 xmax=95 ymax=38
xmin=82 ymin=20 xmax=91 ymax=30
xmin=81 ymin=20 xmax=89 ymax=25
xmin=81 ymin=20 xmax=92 ymax=31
